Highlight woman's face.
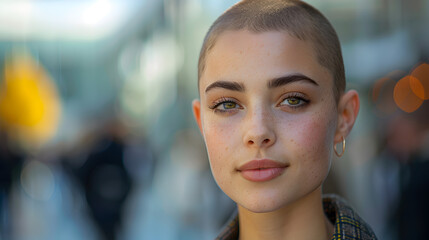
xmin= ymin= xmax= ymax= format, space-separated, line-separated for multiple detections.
xmin=193 ymin=30 xmax=339 ymax=212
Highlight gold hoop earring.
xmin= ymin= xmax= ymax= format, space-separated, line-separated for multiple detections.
xmin=334 ymin=136 xmax=346 ymax=157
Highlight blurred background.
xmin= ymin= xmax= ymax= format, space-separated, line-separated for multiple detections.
xmin=0 ymin=0 xmax=428 ymax=239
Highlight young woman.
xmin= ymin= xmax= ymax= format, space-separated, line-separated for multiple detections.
xmin=192 ymin=0 xmax=377 ymax=239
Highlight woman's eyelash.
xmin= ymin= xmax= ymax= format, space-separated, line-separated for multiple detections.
xmin=209 ymin=98 xmax=238 ymax=109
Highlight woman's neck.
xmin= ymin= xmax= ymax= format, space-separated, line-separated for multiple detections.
xmin=237 ymin=187 xmax=334 ymax=240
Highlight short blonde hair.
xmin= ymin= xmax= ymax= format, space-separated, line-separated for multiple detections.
xmin=198 ymin=0 xmax=345 ymax=102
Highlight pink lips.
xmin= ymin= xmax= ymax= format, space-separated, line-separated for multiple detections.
xmin=237 ymin=159 xmax=288 ymax=182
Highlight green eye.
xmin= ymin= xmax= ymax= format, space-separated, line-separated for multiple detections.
xmin=210 ymin=98 xmax=241 ymax=113
xmin=286 ymin=97 xmax=301 ymax=105
xmin=280 ymin=95 xmax=309 ymax=108
xmin=223 ymin=102 xmax=237 ymax=109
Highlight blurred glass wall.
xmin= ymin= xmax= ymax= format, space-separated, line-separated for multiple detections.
xmin=0 ymin=0 xmax=428 ymax=239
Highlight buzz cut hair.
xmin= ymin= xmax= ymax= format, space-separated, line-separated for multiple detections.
xmin=198 ymin=0 xmax=345 ymax=102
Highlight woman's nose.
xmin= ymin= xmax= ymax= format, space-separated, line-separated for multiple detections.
xmin=242 ymin=108 xmax=276 ymax=148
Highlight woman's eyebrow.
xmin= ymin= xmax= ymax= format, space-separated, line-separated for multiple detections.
xmin=267 ymin=74 xmax=319 ymax=88
xmin=205 ymin=81 xmax=245 ymax=93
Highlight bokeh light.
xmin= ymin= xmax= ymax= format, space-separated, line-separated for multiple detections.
xmin=410 ymin=63 xmax=429 ymax=100
xmin=20 ymin=160 xmax=55 ymax=201
xmin=393 ymin=75 xmax=424 ymax=113
xmin=0 ymin=51 xmax=61 ymax=150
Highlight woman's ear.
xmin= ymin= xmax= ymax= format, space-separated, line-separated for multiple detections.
xmin=334 ymin=90 xmax=360 ymax=143
xmin=192 ymin=99 xmax=203 ymax=134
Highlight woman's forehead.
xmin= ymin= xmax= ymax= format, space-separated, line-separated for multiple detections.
xmin=200 ymin=30 xmax=332 ymax=93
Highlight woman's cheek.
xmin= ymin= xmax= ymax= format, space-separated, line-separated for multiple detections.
xmin=291 ymin=114 xmax=334 ymax=181
xmin=204 ymin=117 xmax=239 ymax=150
xmin=203 ymin=122 xmax=234 ymax=185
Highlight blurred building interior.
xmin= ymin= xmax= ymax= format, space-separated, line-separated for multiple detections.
xmin=0 ymin=0 xmax=428 ymax=239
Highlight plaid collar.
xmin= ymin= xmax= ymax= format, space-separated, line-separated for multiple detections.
xmin=215 ymin=194 xmax=377 ymax=240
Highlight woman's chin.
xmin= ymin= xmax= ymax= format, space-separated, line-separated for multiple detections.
xmin=235 ymin=190 xmax=305 ymax=214
xmin=238 ymin=199 xmax=285 ymax=213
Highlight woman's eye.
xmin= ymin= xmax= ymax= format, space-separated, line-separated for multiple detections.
xmin=215 ymin=101 xmax=240 ymax=111
xmin=222 ymin=102 xmax=238 ymax=109
xmin=285 ymin=97 xmax=301 ymax=105
xmin=280 ymin=96 xmax=308 ymax=108
xmin=209 ymin=98 xmax=241 ymax=113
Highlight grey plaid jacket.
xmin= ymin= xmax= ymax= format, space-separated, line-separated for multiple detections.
xmin=215 ymin=194 xmax=377 ymax=240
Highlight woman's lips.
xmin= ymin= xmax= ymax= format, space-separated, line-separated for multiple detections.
xmin=237 ymin=159 xmax=288 ymax=182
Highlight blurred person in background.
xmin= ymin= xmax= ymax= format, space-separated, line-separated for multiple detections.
xmin=390 ymin=102 xmax=429 ymax=240
xmin=75 ymin=119 xmax=132 ymax=240
xmin=0 ymin=50 xmax=61 ymax=239
xmin=369 ymin=60 xmax=429 ymax=240
xmin=0 ymin=130 xmax=23 ymax=239
xmin=62 ymin=115 xmax=156 ymax=240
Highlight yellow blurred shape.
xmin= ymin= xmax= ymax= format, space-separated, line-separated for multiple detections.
xmin=393 ymin=75 xmax=423 ymax=113
xmin=0 ymin=52 xmax=61 ymax=149
xmin=410 ymin=63 xmax=429 ymax=100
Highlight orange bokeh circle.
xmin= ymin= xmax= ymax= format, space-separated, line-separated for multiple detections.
xmin=410 ymin=63 xmax=429 ymax=100
xmin=393 ymin=75 xmax=423 ymax=113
